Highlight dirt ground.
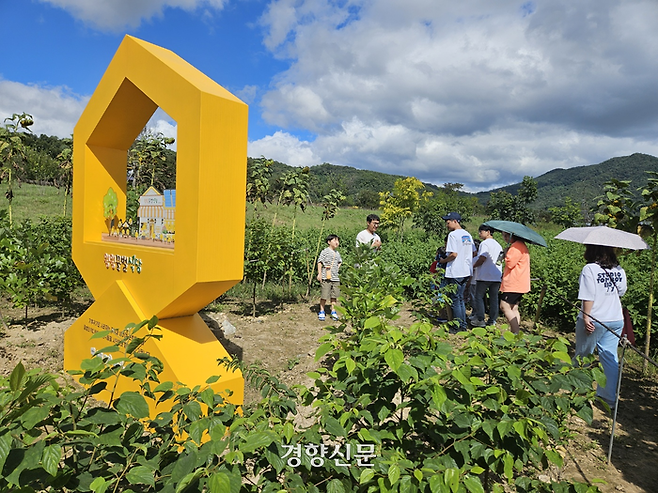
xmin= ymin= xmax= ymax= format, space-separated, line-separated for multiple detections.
xmin=1 ymin=299 xmax=657 ymax=492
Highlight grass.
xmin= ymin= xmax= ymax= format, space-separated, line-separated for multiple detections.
xmin=247 ymin=203 xmax=378 ymax=231
xmin=0 ymin=183 xmax=72 ymax=222
xmin=3 ymin=183 xmax=374 ymax=231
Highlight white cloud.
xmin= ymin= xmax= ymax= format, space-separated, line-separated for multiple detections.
xmin=248 ymin=131 xmax=320 ymax=166
xmin=0 ymin=80 xmax=88 ymax=138
xmin=250 ymin=118 xmax=658 ymax=192
xmin=235 ymin=85 xmax=259 ymax=106
xmin=255 ymin=0 xmax=658 ymax=188
xmin=38 ymin=0 xmax=229 ymax=31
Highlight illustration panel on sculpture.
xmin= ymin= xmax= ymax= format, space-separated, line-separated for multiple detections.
xmin=101 ymin=111 xmax=177 ymax=249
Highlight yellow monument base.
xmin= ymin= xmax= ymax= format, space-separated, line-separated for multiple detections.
xmin=64 ymin=281 xmax=243 ymax=414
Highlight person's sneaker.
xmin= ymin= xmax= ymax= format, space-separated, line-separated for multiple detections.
xmin=486 ymin=320 xmax=496 ymax=327
xmin=331 ymin=310 xmax=339 ymax=320
xmin=318 ymin=311 xmax=325 ymax=321
xmin=471 ymin=318 xmax=486 ymax=327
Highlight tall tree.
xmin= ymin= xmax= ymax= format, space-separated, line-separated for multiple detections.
xmin=56 ymin=139 xmax=73 ymax=216
xmin=275 ymin=167 xmax=311 ymax=292
xmin=127 ymin=130 xmax=176 ymax=191
xmin=487 ymin=176 xmax=537 ymax=224
xmin=379 ymin=177 xmax=432 ymax=239
xmin=637 ymin=172 xmax=658 ymax=372
xmin=592 ymin=179 xmax=636 ymax=230
xmin=548 ymin=196 xmax=583 ymax=228
xmin=246 ymin=157 xmax=273 ymax=219
xmin=0 ymin=113 xmax=34 ymax=226
xmin=414 ymin=183 xmax=477 ymax=237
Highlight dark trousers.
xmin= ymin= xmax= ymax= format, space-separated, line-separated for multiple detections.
xmin=473 ymin=281 xmax=500 ymax=323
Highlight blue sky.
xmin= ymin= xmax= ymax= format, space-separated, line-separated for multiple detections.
xmin=2 ymin=0 xmax=658 ymax=191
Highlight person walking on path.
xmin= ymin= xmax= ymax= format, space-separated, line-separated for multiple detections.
xmin=470 ymin=224 xmax=503 ymax=327
xmin=356 ymin=214 xmax=382 ymax=250
xmin=437 ymin=212 xmax=473 ymax=331
xmin=317 ymin=234 xmax=342 ymax=321
xmin=499 ymin=232 xmax=530 ymax=334
xmin=573 ymin=244 xmax=626 ymax=407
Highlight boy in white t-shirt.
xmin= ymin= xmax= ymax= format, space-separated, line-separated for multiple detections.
xmin=437 ymin=212 xmax=473 ymax=331
xmin=470 ymin=224 xmax=503 ymax=327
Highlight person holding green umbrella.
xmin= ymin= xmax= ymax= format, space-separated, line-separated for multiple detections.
xmin=499 ymin=231 xmax=531 ymax=334
xmin=483 ymin=220 xmax=546 ymax=334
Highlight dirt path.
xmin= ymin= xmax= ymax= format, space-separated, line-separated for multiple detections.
xmin=1 ymin=301 xmax=656 ymax=492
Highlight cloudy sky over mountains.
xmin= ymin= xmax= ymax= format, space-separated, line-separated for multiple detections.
xmin=2 ymin=0 xmax=658 ymax=190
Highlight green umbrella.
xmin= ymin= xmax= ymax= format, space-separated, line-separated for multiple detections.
xmin=483 ymin=220 xmax=548 ymax=247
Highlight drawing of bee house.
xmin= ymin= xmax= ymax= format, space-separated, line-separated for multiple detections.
xmin=138 ymin=187 xmax=176 ymax=242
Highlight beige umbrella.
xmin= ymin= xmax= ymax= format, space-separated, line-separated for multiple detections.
xmin=554 ymin=226 xmax=649 ymax=250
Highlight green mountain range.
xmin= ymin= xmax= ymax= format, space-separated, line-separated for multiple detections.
xmin=266 ymin=153 xmax=658 ymax=211
xmin=262 ymin=160 xmax=442 ymax=208
xmin=475 ymin=153 xmax=658 ymax=211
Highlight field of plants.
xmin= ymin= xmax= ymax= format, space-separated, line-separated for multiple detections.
xmin=0 ymin=181 xmax=656 ymax=491
xmin=1 ymin=120 xmax=658 ymax=491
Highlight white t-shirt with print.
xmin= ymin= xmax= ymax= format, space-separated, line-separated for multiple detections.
xmin=356 ymin=229 xmax=381 ymax=247
xmin=475 ymin=237 xmax=503 ymax=282
xmin=578 ymin=263 xmax=626 ymax=322
xmin=445 ymin=229 xmax=473 ymax=278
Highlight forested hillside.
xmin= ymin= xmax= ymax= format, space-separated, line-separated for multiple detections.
xmin=477 ymin=153 xmax=658 ymax=210
xmin=258 ymin=159 xmax=442 ymax=208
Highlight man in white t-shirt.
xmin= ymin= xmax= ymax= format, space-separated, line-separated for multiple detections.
xmin=470 ymin=224 xmax=503 ymax=327
xmin=438 ymin=212 xmax=473 ymax=331
xmin=356 ymin=214 xmax=382 ymax=249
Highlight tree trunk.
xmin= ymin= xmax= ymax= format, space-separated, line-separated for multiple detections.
xmin=307 ymin=220 xmax=326 ymax=297
xmin=643 ymin=234 xmax=656 ymax=373
xmin=8 ymin=168 xmax=13 ymax=228
xmin=252 ymin=282 xmax=257 ymax=318
xmin=288 ymin=212 xmax=296 ymax=295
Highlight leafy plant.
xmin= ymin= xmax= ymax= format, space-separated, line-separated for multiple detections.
xmin=548 ymin=197 xmax=583 ymax=228
xmin=0 ymin=254 xmax=604 ymax=492
xmin=127 ymin=130 xmax=176 ymax=191
xmin=0 ymin=213 xmax=83 ymax=323
xmin=0 ymin=112 xmax=34 ymax=226
xmin=414 ymin=183 xmax=477 ymax=237
xmin=592 ymin=179 xmax=636 ymax=229
xmin=488 ymin=176 xmax=538 ymax=224
xmin=246 ymin=156 xmax=273 ymax=219
xmin=379 ymin=177 xmax=432 ymax=239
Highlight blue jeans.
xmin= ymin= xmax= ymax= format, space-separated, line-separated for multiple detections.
xmin=473 ymin=281 xmax=500 ymax=323
xmin=574 ymin=317 xmax=623 ymax=405
xmin=446 ymin=277 xmax=469 ymax=329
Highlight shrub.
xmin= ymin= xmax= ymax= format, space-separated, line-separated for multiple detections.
xmin=0 ymin=252 xmax=604 ymax=492
xmin=0 ymin=213 xmax=83 ymax=320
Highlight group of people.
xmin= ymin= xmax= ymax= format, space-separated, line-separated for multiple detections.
xmin=315 ymin=212 xmax=626 ymax=407
xmin=435 ymin=212 xmax=529 ymax=335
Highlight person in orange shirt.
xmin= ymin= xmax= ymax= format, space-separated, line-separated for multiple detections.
xmin=499 ymin=232 xmax=530 ymax=334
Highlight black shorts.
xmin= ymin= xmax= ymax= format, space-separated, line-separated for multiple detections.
xmin=500 ymin=292 xmax=524 ymax=305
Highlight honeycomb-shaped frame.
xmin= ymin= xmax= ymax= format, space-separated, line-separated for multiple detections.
xmin=72 ymin=35 xmax=248 ymax=319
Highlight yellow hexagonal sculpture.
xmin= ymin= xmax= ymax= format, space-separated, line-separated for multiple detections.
xmin=64 ymin=35 xmax=246 ymax=410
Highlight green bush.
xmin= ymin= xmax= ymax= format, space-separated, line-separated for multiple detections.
xmin=0 ymin=212 xmax=83 ymax=320
xmin=0 ymin=255 xmax=603 ymax=492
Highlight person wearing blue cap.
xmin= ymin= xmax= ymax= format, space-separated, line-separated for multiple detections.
xmin=438 ymin=212 xmax=473 ymax=332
